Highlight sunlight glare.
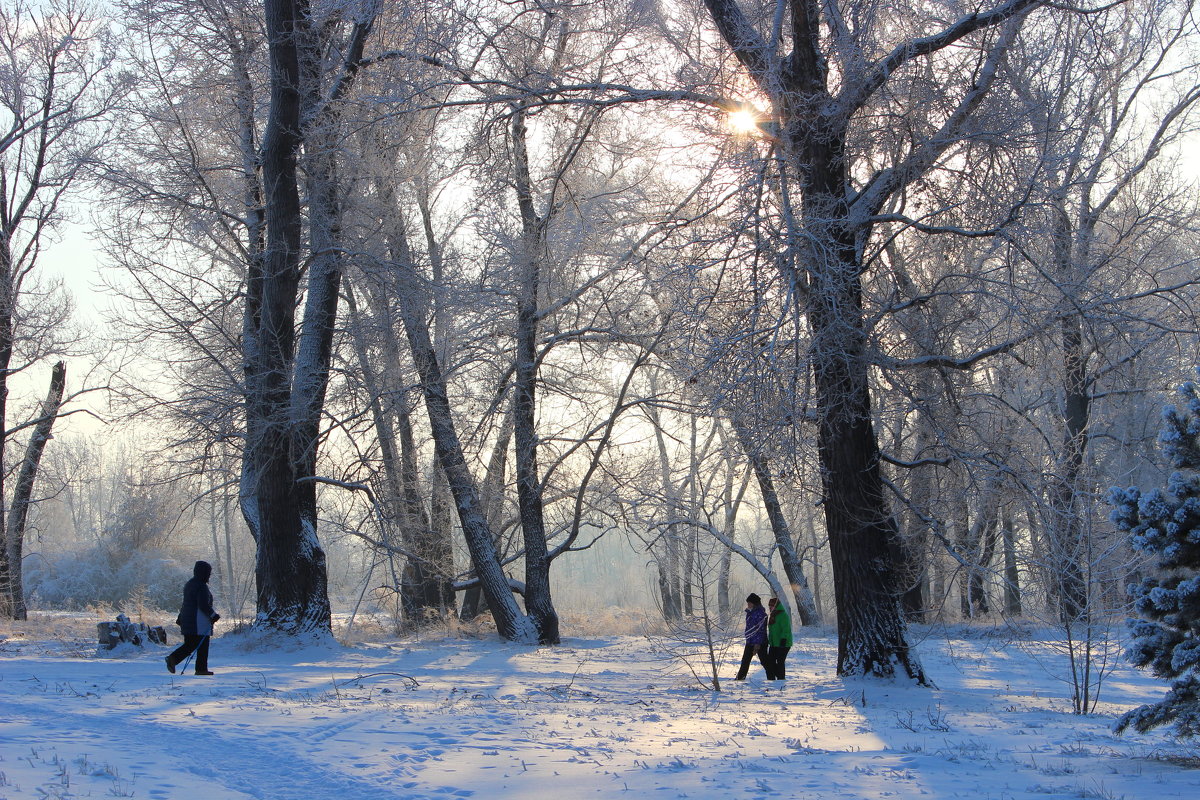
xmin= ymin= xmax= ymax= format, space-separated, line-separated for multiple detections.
xmin=727 ymin=108 xmax=761 ymax=135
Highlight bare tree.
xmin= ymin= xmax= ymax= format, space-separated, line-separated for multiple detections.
xmin=1009 ymin=0 xmax=1200 ymax=623
xmin=693 ymin=0 xmax=1073 ymax=680
xmin=239 ymin=0 xmax=383 ymax=634
xmin=0 ymin=0 xmax=122 ymax=618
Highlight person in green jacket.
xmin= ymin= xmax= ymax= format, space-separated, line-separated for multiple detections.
xmin=765 ymin=597 xmax=793 ymax=680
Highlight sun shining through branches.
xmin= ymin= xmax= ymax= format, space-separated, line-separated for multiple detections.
xmin=725 ymin=107 xmax=762 ymax=135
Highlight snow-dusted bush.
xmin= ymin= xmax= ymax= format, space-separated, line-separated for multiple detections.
xmin=24 ymin=544 xmax=190 ymax=613
xmin=1109 ymin=375 xmax=1200 ymax=738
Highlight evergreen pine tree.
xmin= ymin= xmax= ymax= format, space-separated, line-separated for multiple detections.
xmin=1109 ymin=375 xmax=1200 ymax=737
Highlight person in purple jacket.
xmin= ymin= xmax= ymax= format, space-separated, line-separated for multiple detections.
xmin=734 ymin=593 xmax=769 ymax=680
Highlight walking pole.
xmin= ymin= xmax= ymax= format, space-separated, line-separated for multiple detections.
xmin=179 ymin=635 xmax=210 ymax=674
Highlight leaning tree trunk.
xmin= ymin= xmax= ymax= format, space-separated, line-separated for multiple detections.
xmin=463 ymin=409 xmax=513 ymax=622
xmin=388 ymin=220 xmax=537 ymax=642
xmin=396 ymin=296 xmax=537 ymax=642
xmin=5 ymin=361 xmax=66 ymax=620
xmin=732 ymin=422 xmax=819 ymax=625
xmin=350 ymin=276 xmax=454 ymax=623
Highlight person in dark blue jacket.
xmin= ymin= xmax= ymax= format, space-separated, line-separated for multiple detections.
xmin=734 ymin=593 xmax=769 ymax=680
xmin=166 ymin=561 xmax=220 ymax=675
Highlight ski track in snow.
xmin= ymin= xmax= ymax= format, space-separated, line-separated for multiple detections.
xmin=1 ymin=629 xmax=1197 ymax=799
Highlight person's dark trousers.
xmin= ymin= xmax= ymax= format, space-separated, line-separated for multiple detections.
xmin=760 ymin=647 xmax=778 ymax=679
xmin=169 ymin=634 xmax=209 ymax=673
xmin=734 ymin=644 xmax=769 ymax=679
xmin=765 ymin=645 xmax=791 ymax=679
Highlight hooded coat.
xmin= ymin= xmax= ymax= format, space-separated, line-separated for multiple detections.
xmin=176 ymin=561 xmax=218 ymax=636
xmin=768 ymin=606 xmax=793 ymax=647
xmin=744 ymin=604 xmax=768 ymax=646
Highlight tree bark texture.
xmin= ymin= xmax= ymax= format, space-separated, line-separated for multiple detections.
xmin=1045 ymin=193 xmax=1091 ymax=623
xmin=462 ymin=408 xmax=514 ymax=622
xmin=0 ymin=234 xmax=14 ymax=618
xmin=350 ymin=277 xmax=454 ymax=622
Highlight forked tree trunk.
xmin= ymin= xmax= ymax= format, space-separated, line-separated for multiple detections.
xmin=247 ymin=0 xmax=380 ymax=635
xmin=250 ymin=0 xmax=327 ymax=634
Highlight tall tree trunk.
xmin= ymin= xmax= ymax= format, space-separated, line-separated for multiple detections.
xmin=970 ymin=515 xmax=999 ymax=615
xmin=415 ymin=183 xmax=463 ymax=616
xmin=1052 ymin=309 xmax=1091 ymax=622
xmin=682 ymin=417 xmax=701 ymax=618
xmin=234 ymin=7 xmax=267 ymax=564
xmin=222 ymin=480 xmax=242 ymax=619
xmin=716 ymin=442 xmax=752 ymax=624
xmin=425 ymin=460 xmax=456 ymax=612
xmin=703 ymin=0 xmax=1036 ymax=681
xmin=4 ymin=361 xmax=66 ymax=620
xmin=510 ymin=107 xmax=559 ymax=644
xmin=701 ymin=0 xmax=945 ymax=680
xmin=348 ymin=278 xmax=453 ymax=623
xmin=663 ymin=533 xmax=683 ymax=621
xmin=901 ymin=420 xmax=936 ymax=622
xmin=795 ymin=126 xmax=924 ymax=680
xmin=249 ymin=0 xmax=357 ymax=635
xmin=657 ymin=564 xmax=675 ymax=620
xmin=953 ymin=496 xmax=973 ymax=618
xmin=1002 ymin=506 xmax=1022 ymax=616
xmin=714 ymin=547 xmax=734 ymax=624
xmin=0 ymin=234 xmax=14 ymax=618
xmin=344 ymin=285 xmax=408 ymax=543
xmin=648 ymin=401 xmax=683 ymax=621
xmin=1042 ymin=187 xmax=1091 ymax=623
xmin=804 ymin=515 xmax=825 ymax=621
xmin=682 ymin=528 xmax=697 ymax=617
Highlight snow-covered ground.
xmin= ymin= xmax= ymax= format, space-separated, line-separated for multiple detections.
xmin=1 ymin=617 xmax=1196 ymax=799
